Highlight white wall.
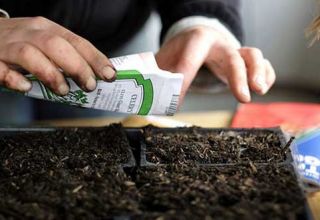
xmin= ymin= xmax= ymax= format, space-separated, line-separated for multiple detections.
xmin=241 ymin=0 xmax=320 ymax=90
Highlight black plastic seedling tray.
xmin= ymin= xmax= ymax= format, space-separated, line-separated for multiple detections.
xmin=129 ymin=163 xmax=310 ymax=220
xmin=129 ymin=126 xmax=311 ymax=219
xmin=0 ymin=125 xmax=140 ymax=219
xmin=0 ymin=125 xmax=136 ymax=168
xmin=139 ymin=126 xmax=292 ymax=166
xmin=0 ymin=125 xmax=312 ymax=219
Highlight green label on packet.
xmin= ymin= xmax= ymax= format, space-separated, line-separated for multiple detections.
xmin=116 ymin=70 xmax=154 ymax=115
xmin=1 ymin=53 xmax=184 ymax=116
xmin=26 ymin=70 xmax=154 ymax=115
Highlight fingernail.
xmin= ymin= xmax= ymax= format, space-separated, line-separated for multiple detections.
xmin=241 ymin=87 xmax=251 ymax=100
xmin=102 ymin=66 xmax=116 ymax=81
xmin=255 ymin=75 xmax=268 ymax=94
xmin=86 ymin=77 xmax=96 ymax=91
xmin=19 ymin=80 xmax=32 ymax=91
xmin=58 ymin=84 xmax=69 ymax=95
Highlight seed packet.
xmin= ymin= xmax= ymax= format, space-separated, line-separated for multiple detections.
xmin=24 ymin=52 xmax=184 ymax=115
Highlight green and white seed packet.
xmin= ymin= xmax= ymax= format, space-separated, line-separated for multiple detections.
xmin=25 ymin=52 xmax=184 ymax=116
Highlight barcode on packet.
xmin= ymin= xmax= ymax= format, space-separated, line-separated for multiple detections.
xmin=165 ymin=95 xmax=179 ymax=116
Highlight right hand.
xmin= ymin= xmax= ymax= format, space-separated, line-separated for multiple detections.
xmin=0 ymin=16 xmax=116 ymax=95
xmin=156 ymin=26 xmax=276 ymax=104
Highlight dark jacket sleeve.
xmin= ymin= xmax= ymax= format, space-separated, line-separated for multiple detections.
xmin=154 ymin=0 xmax=243 ymax=43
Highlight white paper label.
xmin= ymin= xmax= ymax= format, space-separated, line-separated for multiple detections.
xmin=24 ymin=52 xmax=184 ymax=116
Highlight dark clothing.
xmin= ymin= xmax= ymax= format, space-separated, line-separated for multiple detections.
xmin=155 ymin=0 xmax=243 ymax=42
xmin=0 ymin=0 xmax=243 ymax=51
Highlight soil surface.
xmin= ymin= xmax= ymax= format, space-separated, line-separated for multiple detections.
xmin=0 ymin=166 xmax=140 ymax=219
xmin=134 ymin=164 xmax=306 ymax=220
xmin=0 ymin=124 xmax=132 ymax=178
xmin=0 ymin=126 xmax=306 ymax=219
xmin=144 ymin=127 xmax=286 ymax=164
xmin=0 ymin=125 xmax=139 ymax=219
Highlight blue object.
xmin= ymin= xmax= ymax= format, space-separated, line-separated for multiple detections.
xmin=292 ymin=129 xmax=320 ymax=186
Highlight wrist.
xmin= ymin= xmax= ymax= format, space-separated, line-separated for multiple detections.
xmin=164 ymin=16 xmax=241 ymax=49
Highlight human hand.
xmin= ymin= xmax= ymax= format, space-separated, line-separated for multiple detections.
xmin=156 ymin=26 xmax=276 ymax=103
xmin=0 ymin=17 xmax=116 ymax=95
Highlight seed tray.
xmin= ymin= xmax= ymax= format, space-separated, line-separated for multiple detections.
xmin=0 ymin=125 xmax=311 ymax=219
xmin=128 ymin=163 xmax=310 ymax=220
xmin=0 ymin=125 xmax=136 ymax=168
xmin=139 ymin=126 xmax=292 ymax=166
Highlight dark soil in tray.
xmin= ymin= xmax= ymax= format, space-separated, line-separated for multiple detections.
xmin=0 ymin=166 xmax=140 ymax=219
xmin=0 ymin=124 xmax=139 ymax=219
xmin=133 ymin=164 xmax=306 ymax=220
xmin=0 ymin=126 xmax=307 ymax=219
xmin=144 ymin=127 xmax=287 ymax=164
xmin=0 ymin=124 xmax=133 ymax=178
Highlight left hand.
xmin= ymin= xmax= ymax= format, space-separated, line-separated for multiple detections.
xmin=156 ymin=26 xmax=276 ymax=103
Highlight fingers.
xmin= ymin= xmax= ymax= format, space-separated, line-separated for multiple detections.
xmin=207 ymin=45 xmax=276 ymax=103
xmin=264 ymin=59 xmax=276 ymax=88
xmin=239 ymin=48 xmax=267 ymax=94
xmin=225 ymin=52 xmax=251 ymax=103
xmin=206 ymin=46 xmax=251 ymax=103
xmin=28 ymin=31 xmax=96 ymax=92
xmin=63 ymin=32 xmax=116 ymax=81
xmin=0 ymin=42 xmax=69 ymax=95
xmin=239 ymin=48 xmax=275 ymax=95
xmin=44 ymin=19 xmax=116 ymax=81
xmin=0 ymin=16 xmax=116 ymax=95
xmin=0 ymin=60 xmax=32 ymax=92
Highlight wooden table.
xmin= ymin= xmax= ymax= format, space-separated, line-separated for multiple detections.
xmin=40 ymin=111 xmax=320 ymax=219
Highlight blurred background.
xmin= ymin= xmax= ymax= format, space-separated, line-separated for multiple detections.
xmin=242 ymin=0 xmax=319 ymax=91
